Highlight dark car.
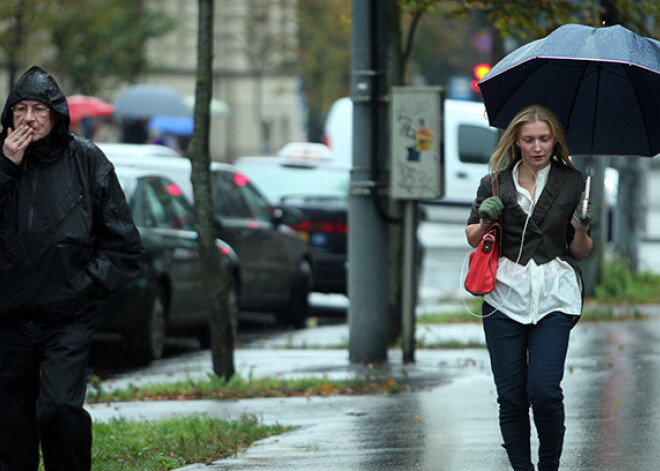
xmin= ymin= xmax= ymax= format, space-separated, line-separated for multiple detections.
xmin=233 ymin=154 xmax=349 ymax=294
xmin=96 ymin=167 xmax=240 ymax=363
xmin=97 ymin=144 xmax=313 ymax=329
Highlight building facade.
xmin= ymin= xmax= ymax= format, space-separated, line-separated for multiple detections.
xmin=0 ymin=0 xmax=305 ymax=163
xmin=143 ymin=0 xmax=304 ymax=162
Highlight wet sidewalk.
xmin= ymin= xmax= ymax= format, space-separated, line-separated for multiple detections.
xmin=88 ymin=311 xmax=660 ymax=471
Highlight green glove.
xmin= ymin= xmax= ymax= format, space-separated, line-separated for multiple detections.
xmin=574 ymin=191 xmax=593 ymax=226
xmin=478 ymin=196 xmax=504 ymax=223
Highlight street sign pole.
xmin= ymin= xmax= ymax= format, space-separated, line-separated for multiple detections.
xmin=390 ymin=86 xmax=444 ymax=363
xmin=348 ymin=0 xmax=390 ymax=363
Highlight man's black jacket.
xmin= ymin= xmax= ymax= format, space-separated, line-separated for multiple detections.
xmin=0 ymin=66 xmax=143 ymax=322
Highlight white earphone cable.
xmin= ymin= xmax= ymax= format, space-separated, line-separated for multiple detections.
xmin=461 ymin=164 xmax=538 ymax=318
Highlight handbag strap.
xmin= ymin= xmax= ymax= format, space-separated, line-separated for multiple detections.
xmin=489 ymin=171 xmax=502 ymax=250
xmin=490 ymin=171 xmax=499 ymax=197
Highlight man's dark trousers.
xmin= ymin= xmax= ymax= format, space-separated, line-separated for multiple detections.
xmin=0 ymin=315 xmax=94 ymax=471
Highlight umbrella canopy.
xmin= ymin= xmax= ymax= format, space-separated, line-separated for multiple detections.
xmin=149 ymin=115 xmax=193 ymax=136
xmin=114 ymin=84 xmax=191 ymax=119
xmin=478 ymin=23 xmax=660 ymax=157
xmin=67 ymin=95 xmax=115 ymax=127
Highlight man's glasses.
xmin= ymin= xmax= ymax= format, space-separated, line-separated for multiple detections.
xmin=11 ymin=104 xmax=50 ymax=117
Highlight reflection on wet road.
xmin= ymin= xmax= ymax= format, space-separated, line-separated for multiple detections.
xmin=89 ymin=314 xmax=660 ymax=471
xmin=565 ymin=319 xmax=660 ymax=470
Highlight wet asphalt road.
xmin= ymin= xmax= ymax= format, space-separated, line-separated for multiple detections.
xmin=88 ymin=311 xmax=660 ymax=471
xmin=85 ymin=215 xmax=660 ymax=470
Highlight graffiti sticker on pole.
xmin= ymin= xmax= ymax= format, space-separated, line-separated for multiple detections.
xmin=390 ymin=87 xmax=443 ymax=200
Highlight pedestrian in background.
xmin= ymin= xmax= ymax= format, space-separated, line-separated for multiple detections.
xmin=465 ymin=104 xmax=593 ymax=471
xmin=0 ymin=65 xmax=143 ymax=471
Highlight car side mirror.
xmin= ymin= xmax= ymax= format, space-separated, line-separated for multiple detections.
xmin=273 ymin=206 xmax=303 ymax=226
xmin=213 ymin=215 xmax=224 ymax=235
xmin=418 ymin=205 xmax=428 ymax=222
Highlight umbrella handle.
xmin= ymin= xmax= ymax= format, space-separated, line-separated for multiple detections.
xmin=582 ymin=175 xmax=591 ymax=220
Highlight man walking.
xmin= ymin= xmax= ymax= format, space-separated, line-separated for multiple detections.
xmin=0 ymin=65 xmax=143 ymax=470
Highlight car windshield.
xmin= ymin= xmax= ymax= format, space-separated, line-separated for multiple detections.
xmin=236 ymin=162 xmax=349 ymax=202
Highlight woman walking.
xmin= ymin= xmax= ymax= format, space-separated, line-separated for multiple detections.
xmin=466 ymin=104 xmax=593 ymax=471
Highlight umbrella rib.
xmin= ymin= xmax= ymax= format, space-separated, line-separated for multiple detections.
xmin=623 ymin=66 xmax=652 ymax=156
xmin=587 ymin=64 xmax=602 ymax=157
xmin=563 ymin=61 xmax=591 ymax=137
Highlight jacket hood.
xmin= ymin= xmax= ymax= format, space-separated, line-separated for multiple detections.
xmin=1 ymin=65 xmax=71 ymax=142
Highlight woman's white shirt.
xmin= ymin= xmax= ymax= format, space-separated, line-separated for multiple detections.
xmin=483 ymin=161 xmax=582 ymax=324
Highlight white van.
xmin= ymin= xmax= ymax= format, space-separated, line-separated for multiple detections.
xmin=323 ymin=97 xmax=498 ymax=206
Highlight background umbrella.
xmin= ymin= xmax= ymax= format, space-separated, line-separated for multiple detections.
xmin=478 ymin=23 xmax=660 ymax=159
xmin=114 ymin=84 xmax=191 ymax=118
xmin=149 ymin=116 xmax=194 ymax=136
xmin=67 ymin=95 xmax=115 ymax=127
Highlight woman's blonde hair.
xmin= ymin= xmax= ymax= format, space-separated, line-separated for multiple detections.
xmin=488 ymin=104 xmax=573 ymax=172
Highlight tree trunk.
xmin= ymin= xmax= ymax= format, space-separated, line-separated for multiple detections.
xmin=188 ymin=0 xmax=235 ymax=380
xmin=386 ymin=0 xmax=404 ymax=345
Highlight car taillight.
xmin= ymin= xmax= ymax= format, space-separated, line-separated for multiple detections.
xmin=234 ymin=173 xmax=248 ymax=186
xmin=218 ymin=246 xmax=230 ymax=256
xmin=290 ymin=220 xmax=347 ymax=235
xmin=168 ymin=183 xmax=181 ymax=196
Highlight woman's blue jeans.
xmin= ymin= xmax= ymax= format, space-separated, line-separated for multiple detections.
xmin=482 ymin=302 xmax=575 ymax=471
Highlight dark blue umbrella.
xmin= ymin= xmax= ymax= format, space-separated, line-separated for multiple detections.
xmin=478 ymin=23 xmax=660 ymax=158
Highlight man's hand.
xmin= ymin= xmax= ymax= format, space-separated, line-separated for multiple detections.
xmin=3 ymin=125 xmax=33 ymax=165
xmin=478 ymin=196 xmax=504 ymax=223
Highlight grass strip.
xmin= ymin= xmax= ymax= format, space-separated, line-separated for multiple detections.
xmin=87 ymin=374 xmax=400 ymax=404
xmin=594 ymin=255 xmax=660 ymax=303
xmin=90 ymin=413 xmax=290 ymax=471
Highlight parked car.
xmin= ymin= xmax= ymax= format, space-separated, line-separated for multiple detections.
xmin=97 ymin=143 xmax=313 ymax=329
xmin=277 ymin=142 xmax=335 ymax=161
xmin=96 ymin=166 xmax=240 ymax=363
xmin=233 ymin=155 xmax=349 ymax=294
xmin=93 ymin=142 xmax=182 ymax=158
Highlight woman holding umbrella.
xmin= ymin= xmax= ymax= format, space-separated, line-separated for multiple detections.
xmin=466 ymin=104 xmax=592 ymax=471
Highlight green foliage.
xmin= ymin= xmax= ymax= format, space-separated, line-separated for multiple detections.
xmin=88 ymin=372 xmax=399 ymax=404
xmin=297 ymin=0 xmax=658 ymax=140
xmin=417 ymin=299 xmax=483 ymax=324
xmin=603 ymin=0 xmax=660 ymax=38
xmin=297 ymin=0 xmax=351 ymax=138
xmin=0 ymin=0 xmax=176 ymax=94
xmin=399 ymin=0 xmax=439 ymax=15
xmin=594 ymin=255 xmax=660 ymax=303
xmin=449 ymin=0 xmax=584 ymax=40
xmin=417 ymin=311 xmax=481 ymax=324
xmin=91 ymin=414 xmax=291 ymax=470
xmin=581 ymin=305 xmax=644 ymax=322
xmin=48 ymin=0 xmax=176 ymax=94
xmin=0 ymin=0 xmax=53 ymax=86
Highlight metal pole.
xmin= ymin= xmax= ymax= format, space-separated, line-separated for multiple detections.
xmin=612 ymin=156 xmax=648 ymax=272
xmin=401 ymin=200 xmax=417 ymax=363
xmin=348 ymin=0 xmax=389 ymax=363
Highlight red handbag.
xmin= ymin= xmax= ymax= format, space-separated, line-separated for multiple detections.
xmin=464 ymin=173 xmax=501 ymax=296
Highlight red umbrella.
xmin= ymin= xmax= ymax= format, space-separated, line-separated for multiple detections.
xmin=67 ymin=95 xmax=116 ymax=127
